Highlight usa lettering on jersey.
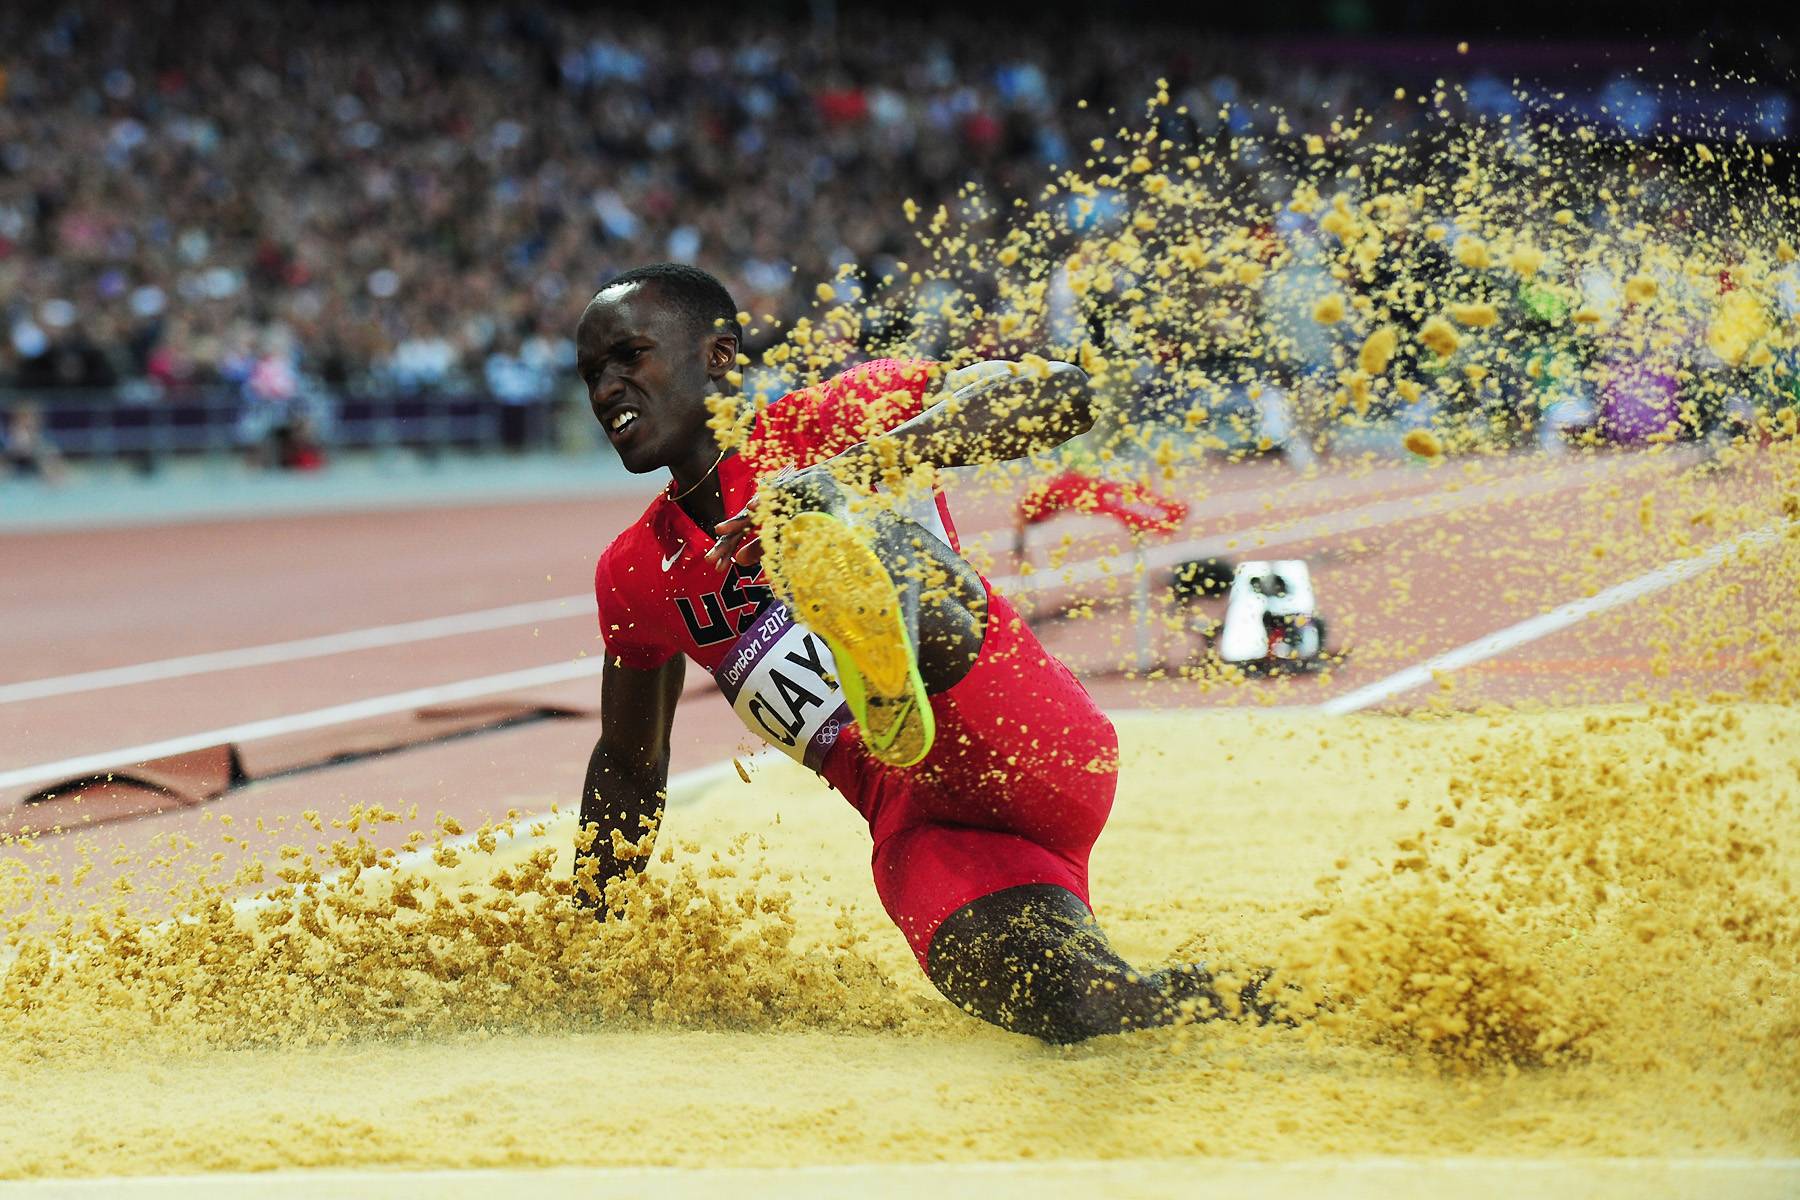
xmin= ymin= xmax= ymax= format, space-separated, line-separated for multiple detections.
xmin=674 ymin=561 xmax=773 ymax=646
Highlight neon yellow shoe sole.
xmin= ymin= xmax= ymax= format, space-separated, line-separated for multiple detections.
xmin=766 ymin=511 xmax=935 ymax=767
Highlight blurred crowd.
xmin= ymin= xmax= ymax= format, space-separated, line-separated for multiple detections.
xmin=0 ymin=1 xmax=1791 ymax=472
xmin=0 ymin=3 xmax=1554 ymax=397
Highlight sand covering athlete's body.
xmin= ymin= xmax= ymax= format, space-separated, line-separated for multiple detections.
xmin=576 ymin=263 xmax=1273 ymax=1041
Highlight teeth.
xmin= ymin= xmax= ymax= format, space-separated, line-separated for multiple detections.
xmin=609 ymin=411 xmax=637 ymax=433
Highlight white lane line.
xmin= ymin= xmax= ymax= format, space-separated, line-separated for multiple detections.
xmin=6 ymin=1156 xmax=1795 ymax=1196
xmin=0 ymin=595 xmax=593 ymax=706
xmin=1321 ymin=521 xmax=1788 ymax=715
xmin=990 ymin=453 xmax=1638 ymax=593
xmin=3 ymin=469 xmax=1406 ymax=708
xmin=0 ymin=658 xmax=605 ymax=794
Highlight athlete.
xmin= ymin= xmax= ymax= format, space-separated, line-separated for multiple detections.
xmin=576 ymin=263 xmax=1275 ymax=1042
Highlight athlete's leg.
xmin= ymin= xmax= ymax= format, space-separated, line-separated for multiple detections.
xmin=924 ymin=883 xmax=1275 ymax=1043
xmin=861 ymin=606 xmax=1282 ymax=1043
xmin=764 ymin=467 xmax=986 ymax=694
xmin=860 ymin=503 xmax=987 ymax=695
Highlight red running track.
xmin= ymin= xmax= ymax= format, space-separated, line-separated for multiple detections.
xmin=1 ymin=445 xmax=1780 ymax=901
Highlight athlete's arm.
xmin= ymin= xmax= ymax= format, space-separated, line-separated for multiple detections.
xmin=840 ymin=357 xmax=1093 ymax=482
xmin=707 ymin=359 xmax=1091 ymax=566
xmin=574 ymin=654 xmax=685 ymax=911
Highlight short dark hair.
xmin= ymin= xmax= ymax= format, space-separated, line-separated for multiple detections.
xmin=597 ymin=263 xmax=739 ymax=343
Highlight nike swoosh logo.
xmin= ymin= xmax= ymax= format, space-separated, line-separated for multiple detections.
xmin=865 ymin=692 xmax=914 ymax=744
xmin=661 ymin=545 xmax=684 ymax=571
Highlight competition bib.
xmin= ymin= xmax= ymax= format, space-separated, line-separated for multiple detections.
xmin=713 ymin=602 xmax=850 ymax=771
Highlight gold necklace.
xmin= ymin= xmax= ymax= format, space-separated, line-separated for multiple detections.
xmin=669 ymin=449 xmax=726 ymax=502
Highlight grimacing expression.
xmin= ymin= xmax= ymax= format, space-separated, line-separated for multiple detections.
xmin=576 ymin=283 xmax=733 ymax=474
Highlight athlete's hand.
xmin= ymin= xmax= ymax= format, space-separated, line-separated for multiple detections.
xmin=706 ymin=464 xmax=840 ymax=570
xmin=707 ymin=505 xmax=762 ymax=570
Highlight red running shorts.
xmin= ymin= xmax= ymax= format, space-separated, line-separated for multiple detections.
xmin=821 ymin=586 xmax=1120 ymax=967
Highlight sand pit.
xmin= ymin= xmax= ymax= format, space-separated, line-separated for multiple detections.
xmin=3 ymin=707 xmax=1794 ymax=1192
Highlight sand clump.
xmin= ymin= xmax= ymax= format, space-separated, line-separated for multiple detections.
xmin=0 ymin=825 xmax=920 ymax=1065
xmin=1402 ymin=428 xmax=1444 ymax=459
xmin=1282 ymin=705 xmax=1796 ymax=1072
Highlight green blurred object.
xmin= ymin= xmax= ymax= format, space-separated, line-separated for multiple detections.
xmin=1520 ymin=281 xmax=1569 ymax=323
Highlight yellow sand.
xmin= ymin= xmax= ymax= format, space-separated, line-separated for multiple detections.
xmin=2 ymin=707 xmax=1794 ymax=1181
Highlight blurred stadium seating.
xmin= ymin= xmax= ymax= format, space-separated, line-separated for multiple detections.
xmin=0 ymin=1 xmax=1789 ymax=467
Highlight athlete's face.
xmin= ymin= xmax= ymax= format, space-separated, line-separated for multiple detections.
xmin=576 ymin=283 xmax=734 ymax=475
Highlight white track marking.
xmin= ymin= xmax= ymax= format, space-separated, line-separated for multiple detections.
xmin=991 ymin=453 xmax=1639 ymax=593
xmin=4 ymin=457 xmax=1634 ymax=706
xmin=0 ymin=595 xmax=592 ymax=706
xmin=0 ymin=658 xmax=605 ymax=794
xmin=3 ymin=1157 xmax=1793 ymax=1197
xmin=1321 ymin=521 xmax=1787 ymax=714
xmin=0 ymin=455 xmax=1680 ymax=794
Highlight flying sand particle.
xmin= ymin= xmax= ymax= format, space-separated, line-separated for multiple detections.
xmin=1402 ymin=428 xmax=1444 ymax=458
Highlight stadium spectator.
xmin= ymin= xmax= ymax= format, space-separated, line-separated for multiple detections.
xmin=484 ymin=332 xmax=558 ymax=451
xmin=2 ymin=401 xmax=66 ymax=483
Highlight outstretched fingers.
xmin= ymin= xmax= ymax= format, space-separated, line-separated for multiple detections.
xmin=707 ymin=506 xmax=759 ymax=569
